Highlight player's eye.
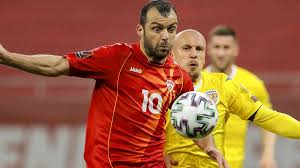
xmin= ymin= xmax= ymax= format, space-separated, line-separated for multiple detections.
xmin=168 ymin=26 xmax=177 ymax=33
xmin=182 ymin=46 xmax=191 ymax=50
xmin=224 ymin=45 xmax=230 ymax=49
xmin=196 ymin=47 xmax=204 ymax=51
xmin=214 ymin=45 xmax=220 ymax=49
xmin=152 ymin=26 xmax=161 ymax=33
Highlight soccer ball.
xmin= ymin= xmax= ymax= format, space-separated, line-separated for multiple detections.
xmin=170 ymin=91 xmax=218 ymax=140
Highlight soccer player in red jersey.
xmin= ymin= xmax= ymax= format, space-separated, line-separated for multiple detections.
xmin=0 ymin=1 xmax=216 ymax=167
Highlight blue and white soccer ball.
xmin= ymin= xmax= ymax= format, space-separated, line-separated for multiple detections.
xmin=170 ymin=91 xmax=218 ymax=140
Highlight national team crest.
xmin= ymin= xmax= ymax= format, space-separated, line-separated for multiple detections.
xmin=166 ymin=80 xmax=175 ymax=92
xmin=205 ymin=90 xmax=219 ymax=104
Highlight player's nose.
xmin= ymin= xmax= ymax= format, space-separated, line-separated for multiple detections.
xmin=216 ymin=49 xmax=226 ymax=57
xmin=161 ymin=29 xmax=169 ymax=40
xmin=190 ymin=48 xmax=198 ymax=59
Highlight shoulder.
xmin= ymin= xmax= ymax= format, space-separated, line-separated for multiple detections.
xmin=173 ymin=64 xmax=192 ymax=83
xmin=93 ymin=42 xmax=134 ymax=57
xmin=235 ymin=66 xmax=265 ymax=86
xmin=168 ymin=58 xmax=189 ymax=78
xmin=171 ymin=64 xmax=194 ymax=92
xmin=202 ymin=72 xmax=229 ymax=83
xmin=236 ymin=66 xmax=263 ymax=81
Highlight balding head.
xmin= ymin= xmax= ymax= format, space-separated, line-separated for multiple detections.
xmin=174 ymin=29 xmax=206 ymax=47
xmin=172 ymin=29 xmax=206 ymax=82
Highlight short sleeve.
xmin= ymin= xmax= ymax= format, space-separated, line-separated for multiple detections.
xmin=65 ymin=43 xmax=132 ymax=80
xmin=224 ymin=77 xmax=262 ymax=120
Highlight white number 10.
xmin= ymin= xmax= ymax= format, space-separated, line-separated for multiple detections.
xmin=142 ymin=89 xmax=163 ymax=114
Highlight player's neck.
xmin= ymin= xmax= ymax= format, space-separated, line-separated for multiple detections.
xmin=195 ymin=74 xmax=202 ymax=83
xmin=139 ymin=42 xmax=167 ymax=65
xmin=193 ymin=74 xmax=202 ymax=90
xmin=210 ymin=65 xmax=233 ymax=76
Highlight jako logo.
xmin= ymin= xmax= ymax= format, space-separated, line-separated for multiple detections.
xmin=129 ymin=67 xmax=142 ymax=74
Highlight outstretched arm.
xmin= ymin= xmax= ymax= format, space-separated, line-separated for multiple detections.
xmin=0 ymin=44 xmax=69 ymax=77
xmin=253 ymin=105 xmax=300 ymax=139
xmin=224 ymin=77 xmax=300 ymax=139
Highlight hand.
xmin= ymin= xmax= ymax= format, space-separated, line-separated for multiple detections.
xmin=260 ymin=155 xmax=277 ymax=168
xmin=164 ymin=154 xmax=179 ymax=168
xmin=204 ymin=146 xmax=230 ymax=168
xmin=0 ymin=44 xmax=9 ymax=63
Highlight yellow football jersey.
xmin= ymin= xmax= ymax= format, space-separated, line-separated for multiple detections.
xmin=164 ymin=72 xmax=262 ymax=167
xmin=205 ymin=65 xmax=272 ymax=168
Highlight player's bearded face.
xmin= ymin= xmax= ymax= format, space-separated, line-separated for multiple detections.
xmin=143 ymin=31 xmax=174 ymax=60
xmin=142 ymin=8 xmax=178 ymax=62
xmin=207 ymin=36 xmax=238 ymax=72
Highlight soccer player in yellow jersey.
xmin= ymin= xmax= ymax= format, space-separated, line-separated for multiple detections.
xmin=164 ymin=29 xmax=300 ymax=168
xmin=205 ymin=25 xmax=276 ymax=168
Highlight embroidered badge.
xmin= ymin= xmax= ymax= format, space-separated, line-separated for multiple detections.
xmin=166 ymin=80 xmax=175 ymax=92
xmin=205 ymin=90 xmax=219 ymax=104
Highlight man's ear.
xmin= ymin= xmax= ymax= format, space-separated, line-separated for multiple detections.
xmin=136 ymin=24 xmax=143 ymax=38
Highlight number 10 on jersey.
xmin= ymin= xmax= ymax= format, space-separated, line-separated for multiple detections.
xmin=142 ymin=89 xmax=163 ymax=114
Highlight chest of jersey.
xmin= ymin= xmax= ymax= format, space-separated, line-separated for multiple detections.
xmin=117 ymin=55 xmax=184 ymax=117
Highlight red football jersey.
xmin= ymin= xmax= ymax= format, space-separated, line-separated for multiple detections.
xmin=65 ymin=43 xmax=193 ymax=168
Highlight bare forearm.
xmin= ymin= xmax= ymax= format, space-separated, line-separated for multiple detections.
xmin=193 ymin=135 xmax=216 ymax=150
xmin=261 ymin=129 xmax=276 ymax=156
xmin=260 ymin=129 xmax=277 ymax=168
xmin=1 ymin=51 xmax=69 ymax=76
xmin=193 ymin=136 xmax=229 ymax=168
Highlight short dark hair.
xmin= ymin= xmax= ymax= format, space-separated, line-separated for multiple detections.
xmin=208 ymin=25 xmax=237 ymax=40
xmin=140 ymin=0 xmax=177 ymax=27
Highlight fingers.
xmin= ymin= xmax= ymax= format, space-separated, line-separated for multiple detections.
xmin=164 ymin=156 xmax=172 ymax=168
xmin=215 ymin=156 xmax=223 ymax=168
xmin=222 ymin=157 xmax=230 ymax=168
xmin=171 ymin=159 xmax=179 ymax=166
xmin=164 ymin=154 xmax=178 ymax=168
xmin=206 ymin=148 xmax=230 ymax=168
xmin=165 ymin=161 xmax=172 ymax=168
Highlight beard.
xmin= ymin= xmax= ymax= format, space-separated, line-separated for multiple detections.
xmin=143 ymin=33 xmax=171 ymax=63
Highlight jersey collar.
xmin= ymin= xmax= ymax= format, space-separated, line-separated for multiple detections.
xmin=193 ymin=76 xmax=202 ymax=91
xmin=206 ymin=64 xmax=237 ymax=79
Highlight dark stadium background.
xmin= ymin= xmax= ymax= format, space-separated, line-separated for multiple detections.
xmin=0 ymin=0 xmax=299 ymax=167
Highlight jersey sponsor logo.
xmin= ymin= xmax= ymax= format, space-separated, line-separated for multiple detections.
xmin=129 ymin=67 xmax=143 ymax=74
xmin=205 ymin=90 xmax=219 ymax=104
xmin=166 ymin=79 xmax=175 ymax=92
xmin=75 ymin=51 xmax=93 ymax=59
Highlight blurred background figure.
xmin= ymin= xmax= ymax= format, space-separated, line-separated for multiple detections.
xmin=205 ymin=25 xmax=277 ymax=168
xmin=0 ymin=0 xmax=299 ymax=168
